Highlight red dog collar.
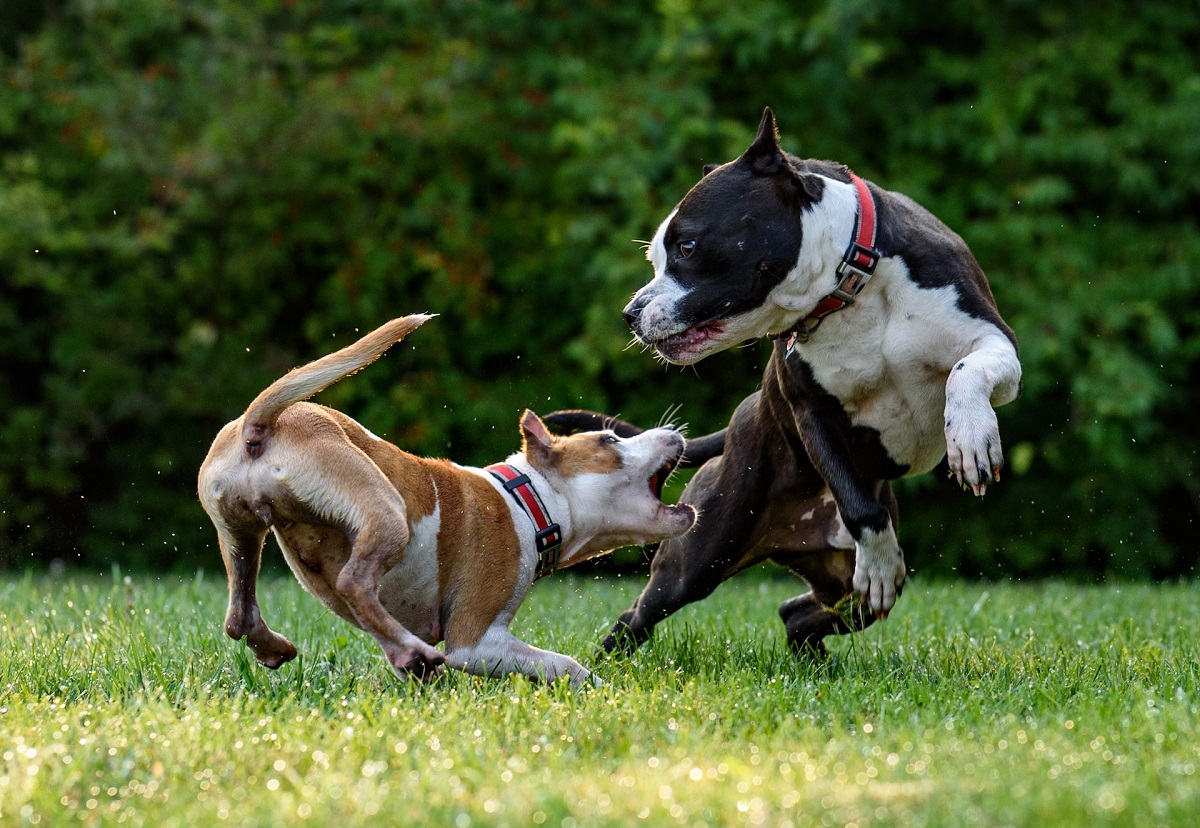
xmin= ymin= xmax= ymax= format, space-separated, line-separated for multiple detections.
xmin=776 ymin=171 xmax=881 ymax=352
xmin=485 ymin=464 xmax=563 ymax=579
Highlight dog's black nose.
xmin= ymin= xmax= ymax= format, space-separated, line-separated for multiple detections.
xmin=622 ymin=299 xmax=643 ymax=329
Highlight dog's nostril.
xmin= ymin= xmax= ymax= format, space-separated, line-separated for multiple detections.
xmin=622 ymin=304 xmax=642 ymax=328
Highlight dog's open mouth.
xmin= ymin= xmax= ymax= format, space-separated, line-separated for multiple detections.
xmin=647 ymin=450 xmax=696 ymax=524
xmin=648 ymin=462 xmax=672 ymax=500
xmin=651 ymin=320 xmax=725 ymax=364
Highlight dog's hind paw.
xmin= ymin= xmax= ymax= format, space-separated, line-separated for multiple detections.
xmin=228 ymin=614 xmax=298 ymax=669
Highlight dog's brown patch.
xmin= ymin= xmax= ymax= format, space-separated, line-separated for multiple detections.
xmin=554 ymin=434 xmax=624 ymax=478
xmin=426 ymin=460 xmax=522 ymax=650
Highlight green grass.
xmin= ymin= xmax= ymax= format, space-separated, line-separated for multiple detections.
xmin=1 ymin=568 xmax=1198 ymax=827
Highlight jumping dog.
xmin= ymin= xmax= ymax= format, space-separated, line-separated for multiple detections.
xmin=548 ymin=108 xmax=1020 ymax=656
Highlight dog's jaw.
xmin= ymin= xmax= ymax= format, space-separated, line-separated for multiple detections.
xmin=630 ymin=285 xmax=801 ymax=365
xmin=648 ymin=318 xmax=728 ymax=365
xmin=623 ymin=271 xmax=746 ymax=365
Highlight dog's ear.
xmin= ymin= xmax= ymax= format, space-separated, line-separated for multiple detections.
xmin=743 ymin=107 xmax=823 ymax=202
xmin=742 ymin=107 xmax=785 ymax=176
xmin=520 ymin=409 xmax=556 ymax=462
xmin=701 ymin=163 xmax=720 ymax=177
xmin=796 ymin=172 xmax=824 ymax=201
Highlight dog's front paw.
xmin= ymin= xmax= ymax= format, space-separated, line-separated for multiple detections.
xmin=599 ymin=617 xmax=651 ymax=656
xmin=945 ymin=404 xmax=1004 ymax=497
xmin=851 ymin=528 xmax=906 ymax=618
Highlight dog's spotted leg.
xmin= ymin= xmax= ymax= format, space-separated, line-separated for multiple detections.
xmin=944 ymin=334 xmax=1022 ymax=496
xmin=775 ymin=483 xmax=898 ymax=650
xmin=601 ymin=425 xmax=772 ymax=655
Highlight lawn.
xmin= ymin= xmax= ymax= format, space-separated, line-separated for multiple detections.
xmin=1 ymin=567 xmax=1197 ymax=827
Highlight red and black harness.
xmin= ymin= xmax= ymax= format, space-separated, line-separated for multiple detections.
xmin=485 ymin=463 xmax=563 ymax=580
xmin=772 ymin=171 xmax=881 ymax=354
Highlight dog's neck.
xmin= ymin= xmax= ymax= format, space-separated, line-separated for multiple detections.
xmin=768 ymin=174 xmax=878 ymax=337
xmin=491 ymin=455 xmax=639 ymax=572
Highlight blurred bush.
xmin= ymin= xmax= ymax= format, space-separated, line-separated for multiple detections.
xmin=0 ymin=0 xmax=1196 ymax=580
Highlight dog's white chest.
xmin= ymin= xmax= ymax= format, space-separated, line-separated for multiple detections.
xmin=800 ymin=277 xmax=979 ymax=475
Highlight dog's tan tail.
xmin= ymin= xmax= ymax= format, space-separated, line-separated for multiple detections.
xmin=240 ymin=313 xmax=434 ymax=457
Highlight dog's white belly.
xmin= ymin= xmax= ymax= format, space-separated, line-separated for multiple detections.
xmin=377 ymin=505 xmax=442 ymax=642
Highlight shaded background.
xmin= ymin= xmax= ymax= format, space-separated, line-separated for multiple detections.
xmin=1 ymin=0 xmax=1196 ymax=579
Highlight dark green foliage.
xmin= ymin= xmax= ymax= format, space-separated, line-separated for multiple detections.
xmin=0 ymin=1 xmax=1195 ymax=578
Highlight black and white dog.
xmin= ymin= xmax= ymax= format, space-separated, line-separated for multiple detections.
xmin=548 ymin=108 xmax=1021 ymax=656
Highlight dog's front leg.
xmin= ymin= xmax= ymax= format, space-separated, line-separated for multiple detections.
xmin=945 ymin=334 xmax=1022 ymax=496
xmin=445 ymin=626 xmax=599 ymax=688
xmin=793 ymin=403 xmax=905 ymax=618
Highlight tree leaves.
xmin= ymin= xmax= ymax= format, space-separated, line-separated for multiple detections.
xmin=0 ymin=1 xmax=1195 ymax=577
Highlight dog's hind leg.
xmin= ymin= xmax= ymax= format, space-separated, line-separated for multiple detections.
xmin=774 ymin=482 xmax=898 ymax=656
xmin=601 ymin=450 xmax=772 ymax=655
xmin=775 ymin=550 xmax=875 ymax=658
xmin=215 ymin=521 xmax=298 ymax=669
xmin=600 ymin=393 xmax=780 ymax=655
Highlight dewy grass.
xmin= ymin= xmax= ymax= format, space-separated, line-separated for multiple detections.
xmin=1 ymin=569 xmax=1198 ymax=827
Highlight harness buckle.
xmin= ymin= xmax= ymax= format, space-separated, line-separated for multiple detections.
xmin=832 ymin=242 xmax=879 ymax=303
xmin=534 ymin=525 xmax=562 ymax=574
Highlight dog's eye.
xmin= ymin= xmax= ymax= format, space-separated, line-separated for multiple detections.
xmin=601 ymin=434 xmax=619 ymax=444
xmin=679 ymin=240 xmax=696 ymax=258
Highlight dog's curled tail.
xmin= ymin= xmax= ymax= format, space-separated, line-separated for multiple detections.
xmin=240 ymin=313 xmax=434 ymax=456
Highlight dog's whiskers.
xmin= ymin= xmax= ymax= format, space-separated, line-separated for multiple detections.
xmin=656 ymin=404 xmax=686 ymax=433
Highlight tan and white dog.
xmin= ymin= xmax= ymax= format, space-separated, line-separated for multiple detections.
xmin=198 ymin=314 xmax=696 ymax=687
